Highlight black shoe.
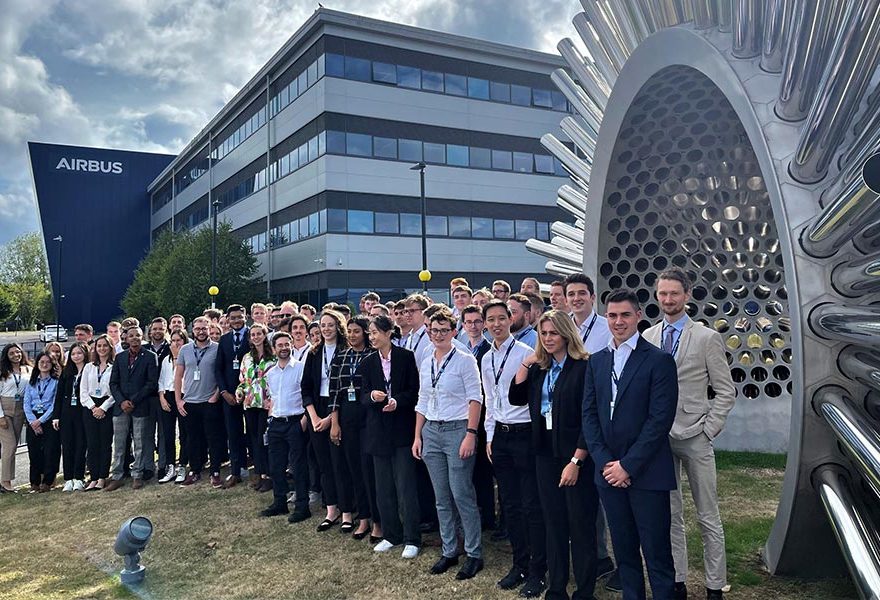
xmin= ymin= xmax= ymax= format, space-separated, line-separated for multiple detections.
xmin=491 ymin=527 xmax=509 ymax=541
xmin=605 ymin=569 xmax=622 ymax=593
xmin=430 ymin=555 xmax=459 ymax=575
xmin=260 ymin=504 xmax=289 ymax=517
xmin=455 ymin=557 xmax=484 ymax=580
xmin=497 ymin=567 xmax=526 ymax=590
xmin=317 ymin=515 xmax=341 ymax=532
xmin=706 ymin=588 xmax=724 ymax=600
xmin=142 ymin=470 xmax=154 ymax=482
xmin=420 ymin=521 xmax=439 ymax=533
xmin=596 ymin=556 xmax=615 ymax=579
xmin=673 ymin=582 xmax=687 ymax=600
xmin=519 ymin=577 xmax=546 ymax=598
xmin=288 ymin=509 xmax=311 ymax=523
xmin=370 ymin=535 xmax=383 ymax=544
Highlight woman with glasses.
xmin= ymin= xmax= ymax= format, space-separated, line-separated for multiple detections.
xmin=157 ymin=329 xmax=189 ymax=484
xmin=52 ymin=342 xmax=89 ymax=492
xmin=237 ymin=323 xmax=276 ymax=493
xmin=509 ymin=309 xmax=597 ymax=600
xmin=23 ymin=351 xmax=61 ymax=492
xmin=0 ymin=343 xmax=32 ymax=492
xmin=413 ymin=309 xmax=484 ymax=579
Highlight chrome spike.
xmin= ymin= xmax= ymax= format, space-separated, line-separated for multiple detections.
xmin=583 ymin=1 xmax=629 ymax=72
xmin=545 ymin=260 xmax=582 ymax=277
xmin=526 ymin=238 xmax=584 ymax=265
xmin=832 ymin=256 xmax=880 ymax=297
xmin=553 ymin=71 xmax=603 ymax=136
xmin=760 ymin=0 xmax=793 ymax=73
xmin=731 ymin=0 xmax=764 ymax=59
xmin=557 ymin=38 xmax=610 ymax=111
xmin=551 ymin=222 xmax=586 ymax=245
xmin=809 ymin=303 xmax=880 ymax=345
xmin=560 ymin=115 xmax=598 ymax=159
xmin=838 ymin=90 xmax=880 ymax=185
xmin=551 ymin=235 xmax=584 ymax=255
xmin=853 ymin=218 xmax=880 ymax=256
xmin=542 ymin=134 xmax=592 ymax=184
xmin=716 ymin=0 xmax=731 ymax=32
xmin=690 ymin=0 xmax=717 ymax=30
xmin=573 ymin=12 xmax=619 ymax=86
xmin=838 ymin=346 xmax=880 ymax=394
xmin=606 ymin=0 xmax=646 ymax=47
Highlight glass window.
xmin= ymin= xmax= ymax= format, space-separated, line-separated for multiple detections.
xmin=469 ymin=147 xmax=491 ymax=169
xmin=422 ymin=70 xmax=444 ymax=92
xmin=399 ymin=139 xmax=422 ymax=162
xmin=551 ymin=91 xmax=568 ymax=112
xmin=299 ymin=216 xmax=309 ymax=239
xmin=298 ymin=143 xmax=309 ymax=166
xmin=494 ymin=219 xmax=515 ymax=239
xmin=318 ymin=131 xmax=326 ymax=156
xmin=279 ymin=154 xmax=290 ymax=177
xmin=317 ymin=53 xmax=326 ymax=79
xmin=345 ymin=56 xmax=371 ymax=81
xmin=326 ymin=130 xmax=346 ymax=154
xmin=278 ymin=85 xmax=289 ymax=110
xmin=492 ymin=149 xmax=512 ymax=170
xmin=536 ymin=221 xmax=550 ymax=241
xmin=297 ymin=71 xmax=308 ymax=95
xmin=446 ymin=144 xmax=469 ymax=167
xmin=308 ymin=137 xmax=318 ymax=162
xmin=398 ymin=65 xmax=421 ymax=89
xmin=372 ymin=62 xmax=397 ymax=84
xmin=325 ymin=53 xmax=344 ymax=77
xmin=309 ymin=213 xmax=319 ymax=236
xmin=511 ymin=84 xmax=531 ymax=106
xmin=346 ymin=133 xmax=372 ymax=157
xmin=515 ymin=219 xmax=535 ymax=240
xmin=289 ymin=149 xmax=299 ymax=172
xmin=472 ymin=217 xmax=493 ymax=238
xmin=490 ymin=81 xmax=511 ymax=102
xmin=375 ymin=212 xmax=399 ymax=234
xmin=423 ymin=142 xmax=445 ymax=164
xmin=319 ymin=209 xmax=327 ymax=233
xmin=467 ymin=77 xmax=490 ymax=100
xmin=327 ymin=208 xmax=347 ymax=232
xmin=535 ymin=154 xmax=554 ymax=174
xmin=307 ymin=62 xmax=318 ymax=87
xmin=347 ymin=210 xmax=373 ymax=233
xmin=288 ymin=79 xmax=298 ymax=101
xmin=445 ymin=73 xmax=467 ymax=96
xmin=374 ymin=136 xmax=397 ymax=159
xmin=449 ymin=216 xmax=471 ymax=237
xmin=533 ymin=88 xmax=553 ymax=108
xmin=554 ymin=157 xmax=568 ymax=177
xmin=513 ymin=152 xmax=533 ymax=173
xmin=426 ymin=215 xmax=448 ymax=236
xmin=400 ymin=213 xmax=422 ymax=235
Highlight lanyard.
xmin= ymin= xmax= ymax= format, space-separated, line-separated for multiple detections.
xmin=97 ymin=364 xmax=110 ymax=382
xmin=515 ymin=327 xmax=532 ymax=342
xmin=73 ymin=372 xmax=81 ymax=394
xmin=430 ymin=351 xmax=455 ymax=390
xmin=12 ymin=372 xmax=21 ymax=390
xmin=194 ymin=346 xmax=208 ymax=368
xmin=409 ymin=329 xmax=426 ymax=352
xmin=491 ymin=340 xmax=516 ymax=386
xmin=469 ymin=340 xmax=483 ymax=357
xmin=323 ymin=345 xmax=334 ymax=377
xmin=610 ymin=350 xmax=621 ymax=396
xmin=580 ymin=313 xmax=598 ymax=344
xmin=663 ymin=325 xmax=681 ymax=357
xmin=294 ymin=346 xmax=309 ymax=361
xmin=546 ymin=363 xmax=562 ymax=404
xmin=232 ymin=329 xmax=245 ymax=354
xmin=36 ymin=377 xmax=51 ymax=401
xmin=347 ymin=349 xmax=367 ymax=374
xmin=380 ymin=351 xmax=392 ymax=393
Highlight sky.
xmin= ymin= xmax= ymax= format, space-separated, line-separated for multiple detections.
xmin=0 ymin=0 xmax=580 ymax=247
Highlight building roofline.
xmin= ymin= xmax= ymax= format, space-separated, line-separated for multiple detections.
xmin=148 ymin=8 xmax=564 ymax=192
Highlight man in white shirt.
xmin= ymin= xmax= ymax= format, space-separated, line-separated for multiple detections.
xmin=565 ymin=273 xmax=612 ymax=354
xmin=403 ymin=294 xmax=430 ymax=370
xmin=451 ymin=285 xmax=473 ymax=318
xmin=261 ymin=332 xmax=312 ymax=524
xmin=289 ymin=315 xmax=312 ymax=362
xmin=481 ymin=300 xmax=546 ymax=597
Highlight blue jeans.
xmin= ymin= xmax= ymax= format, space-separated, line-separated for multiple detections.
xmin=421 ymin=419 xmax=482 ymax=559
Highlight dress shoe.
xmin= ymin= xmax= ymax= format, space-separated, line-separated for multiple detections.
xmin=132 ymin=478 xmax=144 ymax=490
xmin=430 ymin=555 xmax=459 ymax=575
xmin=223 ymin=475 xmax=241 ymax=489
xmin=288 ymin=509 xmax=311 ymax=523
xmin=317 ymin=514 xmax=341 ymax=532
xmin=519 ymin=577 xmax=546 ymax=598
xmin=210 ymin=473 xmax=223 ymax=488
xmin=257 ymin=479 xmax=273 ymax=493
xmin=419 ymin=521 xmax=439 ymax=534
xmin=180 ymin=472 xmax=201 ymax=486
xmin=260 ymin=504 xmax=289 ymax=517
xmin=455 ymin=557 xmax=484 ymax=580
xmin=142 ymin=470 xmax=154 ymax=482
xmin=103 ymin=479 xmax=124 ymax=492
xmin=605 ymin=569 xmax=622 ymax=593
xmin=674 ymin=582 xmax=687 ymax=600
xmin=596 ymin=556 xmax=615 ymax=579
xmin=38 ymin=483 xmax=50 ymax=493
xmin=370 ymin=535 xmax=383 ymax=544
xmin=497 ymin=567 xmax=526 ymax=590
xmin=707 ymin=588 xmax=724 ymax=599
xmin=490 ymin=527 xmax=509 ymax=541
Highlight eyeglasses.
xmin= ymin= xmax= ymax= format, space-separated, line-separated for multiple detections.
xmin=193 ymin=326 xmax=208 ymax=331
xmin=464 ymin=320 xmax=483 ymax=327
xmin=429 ymin=328 xmax=452 ymax=336
xmin=492 ymin=289 xmax=507 ymax=294
xmin=402 ymin=308 xmax=419 ymax=315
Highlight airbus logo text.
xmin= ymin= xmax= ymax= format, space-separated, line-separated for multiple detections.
xmin=55 ymin=157 xmax=124 ymax=174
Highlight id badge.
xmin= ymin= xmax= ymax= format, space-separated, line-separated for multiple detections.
xmin=232 ymin=359 xmax=240 ymax=370
xmin=193 ymin=369 xmax=201 ymax=381
xmin=14 ymin=393 xmax=20 ymax=401
xmin=544 ymin=412 xmax=553 ymax=430
xmin=71 ymin=394 xmax=78 ymax=407
xmin=94 ymin=388 xmax=102 ymax=397
xmin=431 ymin=388 xmax=438 ymax=410
xmin=347 ymin=385 xmax=356 ymax=402
xmin=494 ymin=384 xmax=502 ymax=409
xmin=263 ymin=429 xmax=269 ymax=446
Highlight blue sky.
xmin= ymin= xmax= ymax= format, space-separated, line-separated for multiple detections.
xmin=0 ymin=0 xmax=578 ymax=247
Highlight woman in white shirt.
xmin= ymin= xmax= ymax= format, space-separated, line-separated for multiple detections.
xmin=413 ymin=309 xmax=485 ymax=580
xmin=0 ymin=343 xmax=32 ymax=492
xmin=80 ymin=334 xmax=115 ymax=491
xmin=157 ymin=329 xmax=189 ymax=484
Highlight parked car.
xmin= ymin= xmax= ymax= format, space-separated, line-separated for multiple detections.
xmin=40 ymin=325 xmax=68 ymax=342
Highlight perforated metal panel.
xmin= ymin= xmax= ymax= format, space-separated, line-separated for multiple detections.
xmin=596 ymin=65 xmax=791 ymax=403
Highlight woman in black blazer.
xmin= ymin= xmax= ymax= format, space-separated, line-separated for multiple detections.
xmin=52 ymin=342 xmax=89 ymax=492
xmin=359 ymin=315 xmax=422 ymax=556
xmin=509 ymin=309 xmax=598 ymax=600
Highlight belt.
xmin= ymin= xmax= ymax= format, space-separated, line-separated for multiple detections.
xmin=270 ymin=414 xmax=304 ymax=422
xmin=427 ymin=418 xmax=467 ymax=425
xmin=498 ymin=422 xmax=531 ymax=433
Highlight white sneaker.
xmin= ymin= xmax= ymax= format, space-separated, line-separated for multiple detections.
xmin=174 ymin=465 xmax=186 ymax=483
xmin=401 ymin=545 xmax=419 ymax=559
xmin=287 ymin=491 xmax=296 ymax=504
xmin=373 ymin=539 xmax=396 ymax=553
xmin=62 ymin=480 xmax=73 ymax=492
xmin=72 ymin=479 xmax=85 ymax=491
xmin=159 ymin=465 xmax=176 ymax=483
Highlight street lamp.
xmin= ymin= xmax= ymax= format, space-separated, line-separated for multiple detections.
xmin=410 ymin=162 xmax=428 ymax=291
xmin=52 ymin=235 xmax=62 ymax=339
xmin=211 ymin=198 xmax=220 ymax=297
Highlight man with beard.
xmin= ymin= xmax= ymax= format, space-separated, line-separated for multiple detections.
xmin=507 ymin=294 xmax=537 ymax=349
xmin=216 ymin=304 xmax=250 ymax=488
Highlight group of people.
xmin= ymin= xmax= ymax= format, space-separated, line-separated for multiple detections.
xmin=0 ymin=269 xmax=736 ymax=600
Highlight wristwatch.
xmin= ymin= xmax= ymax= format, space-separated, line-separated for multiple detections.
xmin=466 ymin=428 xmax=478 ymax=436
xmin=570 ymin=457 xmax=584 ymax=468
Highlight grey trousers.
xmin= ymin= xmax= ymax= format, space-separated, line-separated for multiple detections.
xmin=110 ymin=412 xmax=155 ymax=480
xmin=421 ymin=419 xmax=482 ymax=559
xmin=670 ymin=432 xmax=727 ymax=589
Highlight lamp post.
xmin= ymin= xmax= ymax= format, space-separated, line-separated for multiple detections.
xmin=410 ymin=162 xmax=429 ymax=291
xmin=52 ymin=235 xmax=63 ymax=339
xmin=210 ymin=198 xmax=220 ymax=292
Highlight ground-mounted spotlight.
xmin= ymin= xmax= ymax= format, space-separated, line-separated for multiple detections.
xmin=114 ymin=516 xmax=153 ymax=584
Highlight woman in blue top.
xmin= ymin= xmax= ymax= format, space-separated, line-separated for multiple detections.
xmin=23 ymin=351 xmax=61 ymax=492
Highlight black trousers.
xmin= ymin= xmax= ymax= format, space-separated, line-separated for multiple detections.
xmin=310 ymin=424 xmax=341 ymax=508
xmin=493 ymin=426 xmax=546 ymax=576
xmin=335 ymin=423 xmax=375 ymax=520
xmin=184 ymin=401 xmax=225 ymax=474
xmin=373 ymin=446 xmax=421 ymax=547
xmin=536 ymin=455 xmax=599 ymax=600
xmin=473 ymin=434 xmax=496 ymax=529
xmin=59 ymin=405 xmax=86 ymax=480
xmin=267 ymin=416 xmax=309 ymax=513
xmin=82 ymin=408 xmax=113 ymax=480
xmin=245 ymin=408 xmax=269 ymax=476
xmin=159 ymin=394 xmax=187 ymax=467
xmin=26 ymin=419 xmax=59 ymax=486
xmin=222 ymin=400 xmax=247 ymax=474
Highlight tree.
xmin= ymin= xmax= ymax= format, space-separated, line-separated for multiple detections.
xmin=0 ymin=285 xmax=15 ymax=322
xmin=0 ymin=232 xmax=54 ymax=328
xmin=122 ymin=222 xmax=264 ymax=324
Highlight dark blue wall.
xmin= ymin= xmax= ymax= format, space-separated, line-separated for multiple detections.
xmin=28 ymin=142 xmax=174 ymax=329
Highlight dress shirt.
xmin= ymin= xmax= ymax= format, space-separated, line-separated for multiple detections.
xmin=380 ymin=350 xmax=392 ymax=382
xmin=481 ymin=336 xmax=533 ymax=442
xmin=407 ymin=325 xmax=429 ymax=368
xmin=609 ymin=332 xmax=640 ymax=419
xmin=416 ymin=346 xmax=482 ymax=421
xmin=23 ymin=376 xmax=58 ymax=423
xmin=158 ymin=355 xmax=175 ymax=391
xmin=266 ymin=359 xmax=306 ymax=417
xmin=0 ymin=367 xmax=31 ymax=399
xmin=574 ymin=311 xmax=613 ymax=354
xmin=320 ymin=343 xmax=336 ymax=396
xmin=540 ymin=355 xmax=566 ymax=417
xmin=291 ymin=342 xmax=311 ymax=363
xmin=81 ymin=362 xmax=115 ymax=412
xmin=661 ymin=313 xmax=688 ymax=356
xmin=512 ymin=324 xmax=538 ymax=349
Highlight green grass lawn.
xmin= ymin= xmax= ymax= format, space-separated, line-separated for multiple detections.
xmin=0 ymin=451 xmax=856 ymax=599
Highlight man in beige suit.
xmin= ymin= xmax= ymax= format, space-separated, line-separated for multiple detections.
xmin=644 ymin=269 xmax=735 ymax=600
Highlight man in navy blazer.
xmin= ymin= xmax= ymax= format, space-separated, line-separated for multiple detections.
xmin=215 ymin=304 xmax=250 ymax=488
xmin=582 ymin=288 xmax=678 ymax=600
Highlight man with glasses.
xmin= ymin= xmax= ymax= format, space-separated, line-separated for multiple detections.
xmin=402 ymin=294 xmax=430 ymax=371
xmin=492 ymin=280 xmax=512 ymax=301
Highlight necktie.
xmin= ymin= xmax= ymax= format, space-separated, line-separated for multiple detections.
xmin=662 ymin=325 xmax=675 ymax=354
xmin=234 ymin=332 xmax=240 ymax=346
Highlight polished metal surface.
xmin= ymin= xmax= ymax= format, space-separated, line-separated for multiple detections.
xmin=809 ymin=303 xmax=880 ymax=346
xmin=690 ymin=0 xmax=717 ymax=30
xmin=541 ymin=133 xmax=593 ymax=184
xmin=814 ymin=465 xmax=880 ymax=599
xmin=526 ymin=238 xmax=583 ymax=265
xmin=557 ymin=38 xmax=610 ymax=111
xmin=790 ymin=0 xmax=880 ymax=184
xmin=833 ymin=255 xmax=880 ymax=297
xmin=607 ymin=0 xmax=648 ymax=46
xmin=776 ymin=2 xmax=845 ymax=122
xmin=583 ymin=0 xmax=629 ymax=71
xmin=731 ymin=0 xmax=764 ymax=58
xmin=573 ymin=12 xmax=619 ymax=86
xmin=716 ymin=0 xmax=731 ymax=32
xmin=560 ymin=114 xmax=598 ymax=159
xmin=641 ymin=0 xmax=685 ymax=30
xmin=760 ymin=0 xmax=793 ymax=73
xmin=838 ymin=346 xmax=880 ymax=395
xmin=553 ymin=71 xmax=603 ymax=137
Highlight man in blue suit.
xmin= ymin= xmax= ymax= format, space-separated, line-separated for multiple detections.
xmin=582 ymin=288 xmax=678 ymax=600
xmin=215 ymin=304 xmax=250 ymax=488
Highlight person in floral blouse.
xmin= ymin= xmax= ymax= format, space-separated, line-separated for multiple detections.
xmin=236 ymin=323 xmax=276 ymax=492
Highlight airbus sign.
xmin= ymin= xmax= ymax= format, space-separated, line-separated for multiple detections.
xmin=55 ymin=157 xmax=123 ymax=174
